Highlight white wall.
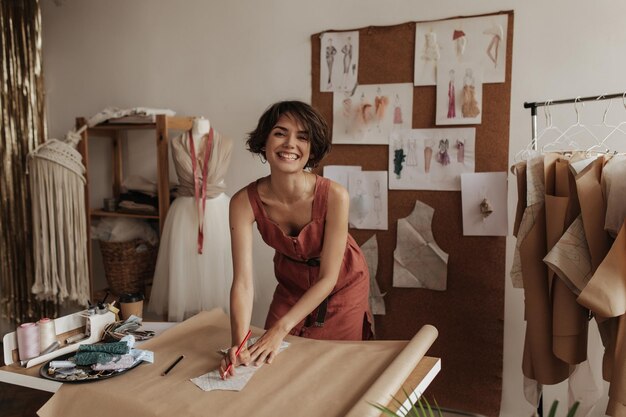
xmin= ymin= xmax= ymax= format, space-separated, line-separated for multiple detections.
xmin=41 ymin=1 xmax=626 ymax=415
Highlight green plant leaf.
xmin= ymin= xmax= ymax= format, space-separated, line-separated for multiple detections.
xmin=547 ymin=400 xmax=559 ymax=417
xmin=370 ymin=392 xmax=443 ymax=417
xmin=369 ymin=401 xmax=403 ymax=417
xmin=402 ymin=388 xmax=422 ymax=417
xmin=422 ymin=396 xmax=436 ymax=417
xmin=433 ymin=397 xmax=443 ymax=417
xmin=567 ymin=401 xmax=580 ymax=417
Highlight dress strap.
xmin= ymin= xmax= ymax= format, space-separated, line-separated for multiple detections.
xmin=246 ymin=179 xmax=266 ymax=221
xmin=311 ymin=175 xmax=330 ymax=221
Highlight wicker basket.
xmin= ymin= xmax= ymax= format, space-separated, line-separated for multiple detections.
xmin=98 ymin=239 xmax=158 ymax=294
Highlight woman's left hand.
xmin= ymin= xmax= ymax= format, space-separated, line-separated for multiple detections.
xmin=247 ymin=325 xmax=288 ymax=365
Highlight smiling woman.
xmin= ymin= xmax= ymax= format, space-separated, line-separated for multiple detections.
xmin=219 ymin=101 xmax=373 ymax=379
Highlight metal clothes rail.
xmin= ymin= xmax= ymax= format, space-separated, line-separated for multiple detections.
xmin=523 ymin=92 xmax=625 ymax=149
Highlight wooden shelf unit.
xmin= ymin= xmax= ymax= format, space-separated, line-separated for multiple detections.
xmin=76 ymin=115 xmax=194 ymax=301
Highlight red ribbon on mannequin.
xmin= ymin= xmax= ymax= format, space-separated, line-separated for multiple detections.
xmin=189 ymin=128 xmax=214 ymax=254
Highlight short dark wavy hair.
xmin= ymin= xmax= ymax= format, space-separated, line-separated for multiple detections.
xmin=246 ymin=101 xmax=331 ymax=169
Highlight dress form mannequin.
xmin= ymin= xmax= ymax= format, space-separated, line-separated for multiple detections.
xmin=192 ymin=117 xmax=211 ymax=148
xmin=149 ymin=117 xmax=233 ymax=322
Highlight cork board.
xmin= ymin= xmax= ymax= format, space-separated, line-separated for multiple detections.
xmin=311 ymin=11 xmax=513 ymax=417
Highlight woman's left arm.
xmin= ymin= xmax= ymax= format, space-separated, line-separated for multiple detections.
xmin=248 ymin=182 xmax=350 ymax=364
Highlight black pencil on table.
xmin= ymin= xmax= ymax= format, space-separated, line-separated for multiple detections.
xmin=162 ymin=355 xmax=184 ymax=376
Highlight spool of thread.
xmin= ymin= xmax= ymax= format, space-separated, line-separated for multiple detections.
xmin=16 ymin=322 xmax=40 ymax=361
xmin=38 ymin=318 xmax=57 ymax=352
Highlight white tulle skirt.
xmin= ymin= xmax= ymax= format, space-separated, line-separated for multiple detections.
xmin=148 ymin=194 xmax=232 ymax=322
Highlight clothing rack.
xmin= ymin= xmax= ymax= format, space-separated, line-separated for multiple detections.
xmin=524 ymin=92 xmax=626 ymax=150
xmin=523 ymin=92 xmax=626 ymax=417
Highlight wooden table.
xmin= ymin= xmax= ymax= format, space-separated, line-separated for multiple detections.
xmin=1 ymin=322 xmax=440 ymax=417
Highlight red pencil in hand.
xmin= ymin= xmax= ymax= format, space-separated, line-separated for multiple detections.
xmin=222 ymin=329 xmax=252 ymax=379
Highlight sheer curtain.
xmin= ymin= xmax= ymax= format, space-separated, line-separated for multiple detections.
xmin=0 ymin=0 xmax=55 ymax=334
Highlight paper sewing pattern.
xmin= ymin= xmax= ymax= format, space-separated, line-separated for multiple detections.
xmin=191 ymin=362 xmax=260 ymax=392
xmin=510 ymin=155 xmax=545 ymax=288
xmin=543 ymin=215 xmax=592 ymax=295
xmin=361 ymin=235 xmax=386 ymax=315
xmin=191 ymin=338 xmax=290 ymax=392
xmin=393 ymin=200 xmax=448 ymax=290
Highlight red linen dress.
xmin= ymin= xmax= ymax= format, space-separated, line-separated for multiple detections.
xmin=247 ymin=175 xmax=373 ymax=340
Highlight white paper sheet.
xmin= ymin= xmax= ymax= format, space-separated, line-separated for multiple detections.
xmin=323 ymin=165 xmax=361 ymax=189
xmin=191 ymin=338 xmax=290 ymax=392
xmin=414 ymin=14 xmax=508 ymax=86
xmin=389 ymin=128 xmax=475 ymax=191
xmin=348 ymin=171 xmax=388 ymax=230
xmin=436 ymin=59 xmax=483 ymax=125
xmin=333 ymin=83 xmax=413 ymax=145
xmin=460 ymin=172 xmax=508 ymax=236
xmin=320 ymin=31 xmax=359 ymax=93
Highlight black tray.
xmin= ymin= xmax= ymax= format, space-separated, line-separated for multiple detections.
xmin=39 ymin=352 xmax=141 ymax=383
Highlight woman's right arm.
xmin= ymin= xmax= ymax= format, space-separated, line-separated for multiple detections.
xmin=221 ymin=188 xmax=255 ymax=377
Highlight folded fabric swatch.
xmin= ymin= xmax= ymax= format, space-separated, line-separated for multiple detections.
xmin=92 ymin=354 xmax=135 ymax=370
xmin=78 ymin=341 xmax=130 ymax=354
xmin=75 ymin=341 xmax=131 ymax=365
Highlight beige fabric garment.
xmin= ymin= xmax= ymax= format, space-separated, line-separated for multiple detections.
xmin=519 ymin=155 xmax=571 ymax=384
xmin=573 ymin=156 xmax=612 ymax=272
xmin=578 ymin=223 xmax=626 ymax=416
xmin=574 ymin=157 xmax=625 ymax=417
xmin=601 ymin=155 xmax=626 ymax=238
xmin=171 ymin=130 xmax=233 ymax=199
xmin=543 ymin=215 xmax=593 ymax=295
xmin=544 ymin=154 xmax=588 ymax=365
xmin=512 ymin=160 xmax=527 ymax=239
xmin=510 ymin=161 xmax=527 ymax=289
xmin=572 ymin=156 xmax=615 ymax=379
xmin=39 ymin=310 xmax=438 ymax=417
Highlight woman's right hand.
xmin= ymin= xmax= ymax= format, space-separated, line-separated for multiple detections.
xmin=219 ymin=345 xmax=251 ymax=379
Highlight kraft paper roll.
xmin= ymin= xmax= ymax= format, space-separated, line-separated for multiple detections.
xmin=345 ymin=324 xmax=439 ymax=417
xmin=38 ymin=310 xmax=439 ymax=417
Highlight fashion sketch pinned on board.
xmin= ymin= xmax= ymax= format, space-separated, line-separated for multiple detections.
xmin=347 ymin=170 xmax=388 ymax=230
xmin=388 ymin=128 xmax=476 ymax=191
xmin=414 ymin=14 xmax=508 ymax=86
xmin=332 ymin=83 xmax=412 ymax=144
xmin=320 ymin=31 xmax=359 ymax=93
xmin=392 ymin=93 xmax=404 ymax=128
xmin=452 ymin=29 xmax=467 ymax=61
xmin=446 ymin=69 xmax=456 ymax=119
xmin=414 ymin=28 xmax=441 ymax=87
xmin=436 ymin=139 xmax=451 ymax=166
xmin=461 ymin=68 xmax=481 ymax=118
xmin=436 ymin=59 xmax=482 ymax=125
xmin=483 ymin=23 xmax=504 ymax=68
xmin=391 ymin=135 xmax=406 ymax=179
